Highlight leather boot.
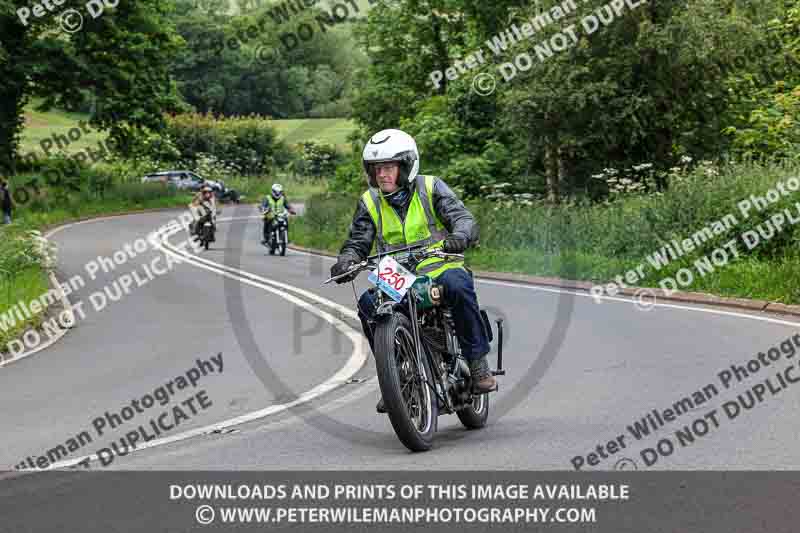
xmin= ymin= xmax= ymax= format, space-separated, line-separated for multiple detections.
xmin=469 ymin=356 xmax=497 ymax=393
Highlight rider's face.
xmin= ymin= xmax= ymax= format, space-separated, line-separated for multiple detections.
xmin=374 ymin=163 xmax=400 ymax=193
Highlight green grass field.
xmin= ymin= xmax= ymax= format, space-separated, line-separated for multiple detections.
xmin=21 ymin=104 xmax=107 ymax=158
xmin=20 ymin=103 xmax=356 ymax=156
xmin=267 ymin=118 xmax=356 ymax=151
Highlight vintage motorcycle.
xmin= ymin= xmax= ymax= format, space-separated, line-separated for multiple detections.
xmin=325 ymin=244 xmax=505 ymax=452
xmin=262 ymin=209 xmax=289 ymax=256
xmin=195 ymin=210 xmax=216 ymax=251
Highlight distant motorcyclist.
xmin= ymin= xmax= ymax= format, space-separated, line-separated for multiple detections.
xmin=330 ymin=129 xmax=495 ymax=414
xmin=189 ymin=185 xmax=218 ymax=241
xmin=261 ymin=183 xmax=296 ymax=245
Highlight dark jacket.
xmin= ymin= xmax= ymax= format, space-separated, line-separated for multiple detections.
xmin=1 ymin=184 xmax=12 ymax=214
xmin=337 ymin=176 xmax=479 ymax=263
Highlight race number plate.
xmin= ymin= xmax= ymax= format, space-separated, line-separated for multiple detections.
xmin=368 ymin=256 xmax=416 ymax=302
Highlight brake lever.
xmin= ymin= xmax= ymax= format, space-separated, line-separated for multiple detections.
xmin=322 ymin=260 xmax=370 ymax=285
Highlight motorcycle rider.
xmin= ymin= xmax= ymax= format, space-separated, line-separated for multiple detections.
xmin=330 ymin=129 xmax=496 ymax=414
xmin=261 ymin=183 xmax=296 ymax=245
xmin=189 ymin=185 xmax=218 ymax=241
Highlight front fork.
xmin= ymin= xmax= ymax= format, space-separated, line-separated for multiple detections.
xmin=407 ymin=292 xmax=450 ymax=412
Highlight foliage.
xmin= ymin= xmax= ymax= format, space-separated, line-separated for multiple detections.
xmin=350 ymin=0 xmax=798 ymax=201
xmin=191 ymin=152 xmax=243 ymax=182
xmin=168 ymin=0 xmax=365 ymax=118
xmin=291 ymin=161 xmax=800 ymax=303
xmin=725 ymin=84 xmax=800 ymax=161
xmin=0 ymin=0 xmax=184 ymax=172
xmin=723 ymin=2 xmax=800 ymax=161
xmin=164 ymin=112 xmax=289 ymax=175
xmin=0 ymin=227 xmax=56 ymax=274
xmin=290 ymin=141 xmax=342 ymax=178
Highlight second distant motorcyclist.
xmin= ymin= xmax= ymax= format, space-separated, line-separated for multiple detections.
xmin=261 ymin=183 xmax=296 ymax=245
xmin=189 ymin=185 xmax=218 ymax=241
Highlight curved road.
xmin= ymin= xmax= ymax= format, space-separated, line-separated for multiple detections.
xmin=3 ymin=206 xmax=800 ymax=472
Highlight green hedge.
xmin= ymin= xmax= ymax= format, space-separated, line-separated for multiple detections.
xmin=165 ymin=113 xmax=293 ymax=175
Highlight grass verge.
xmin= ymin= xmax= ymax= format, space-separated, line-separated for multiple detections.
xmin=290 ymin=162 xmax=800 ymax=305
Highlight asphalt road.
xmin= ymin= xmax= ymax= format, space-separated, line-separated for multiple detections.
xmin=3 ymin=205 xmax=800 ymax=472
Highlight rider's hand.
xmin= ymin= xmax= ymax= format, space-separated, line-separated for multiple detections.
xmin=331 ymin=258 xmax=357 ymax=284
xmin=442 ymin=235 xmax=468 ymax=253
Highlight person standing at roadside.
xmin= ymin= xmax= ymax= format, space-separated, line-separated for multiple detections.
xmin=1 ymin=179 xmax=12 ymax=225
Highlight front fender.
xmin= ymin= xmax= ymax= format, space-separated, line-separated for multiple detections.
xmin=374 ymin=301 xmax=399 ymax=320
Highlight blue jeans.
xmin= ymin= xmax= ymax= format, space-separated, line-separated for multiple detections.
xmin=357 ymin=268 xmax=491 ymax=361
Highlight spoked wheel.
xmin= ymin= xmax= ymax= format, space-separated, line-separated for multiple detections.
xmin=374 ymin=313 xmax=438 ymax=452
xmin=456 ymin=390 xmax=489 ymax=429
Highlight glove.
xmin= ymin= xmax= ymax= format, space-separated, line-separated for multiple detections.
xmin=442 ymin=235 xmax=468 ymax=253
xmin=331 ymin=258 xmax=357 ymax=284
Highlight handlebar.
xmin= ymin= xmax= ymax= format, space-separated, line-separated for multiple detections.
xmin=323 ymin=247 xmax=465 ymax=285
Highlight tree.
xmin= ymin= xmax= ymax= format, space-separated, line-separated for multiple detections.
xmin=0 ymin=0 xmax=184 ymax=169
xmin=503 ymin=0 xmax=771 ymax=199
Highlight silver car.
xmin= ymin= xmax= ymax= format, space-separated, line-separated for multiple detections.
xmin=140 ymin=170 xmax=205 ymax=191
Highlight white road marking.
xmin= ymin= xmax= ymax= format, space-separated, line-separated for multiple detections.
xmin=43 ymin=222 xmax=371 ymax=470
xmin=477 ymin=279 xmax=800 ymax=328
xmin=27 ymin=210 xmax=800 ymax=470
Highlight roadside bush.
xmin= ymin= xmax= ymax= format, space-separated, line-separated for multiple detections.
xmin=725 ymin=83 xmax=800 ymax=162
xmin=329 ymin=154 xmax=365 ymax=193
xmin=165 ymin=113 xmax=289 ymax=175
xmin=291 ymin=141 xmax=341 ymax=178
xmin=292 ymin=191 xmax=358 ymax=251
xmin=119 ymin=128 xmax=182 ymax=164
xmin=0 ymin=227 xmax=55 ymax=275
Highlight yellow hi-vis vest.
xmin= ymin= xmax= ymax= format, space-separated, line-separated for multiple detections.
xmin=361 ymin=175 xmax=464 ymax=279
xmin=267 ymin=196 xmax=287 ymax=214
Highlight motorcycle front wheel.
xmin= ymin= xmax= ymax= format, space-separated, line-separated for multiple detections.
xmin=269 ymin=231 xmax=277 ymax=255
xmin=279 ymin=228 xmax=287 ymax=256
xmin=374 ymin=312 xmax=438 ymax=452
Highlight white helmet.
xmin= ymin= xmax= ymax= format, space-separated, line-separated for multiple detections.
xmin=271 ymin=183 xmax=283 ymax=198
xmin=362 ymin=129 xmax=419 ymax=188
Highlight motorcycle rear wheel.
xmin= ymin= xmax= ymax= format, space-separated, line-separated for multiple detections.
xmin=374 ymin=313 xmax=438 ymax=452
xmin=456 ymin=392 xmax=489 ymax=429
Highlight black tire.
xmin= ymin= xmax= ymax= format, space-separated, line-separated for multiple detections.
xmin=279 ymin=228 xmax=287 ymax=256
xmin=456 ymin=392 xmax=489 ymax=429
xmin=374 ymin=313 xmax=438 ymax=452
xmin=203 ymin=238 xmax=209 ymax=251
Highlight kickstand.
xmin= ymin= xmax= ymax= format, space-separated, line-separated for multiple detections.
xmin=492 ymin=318 xmax=506 ymax=376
